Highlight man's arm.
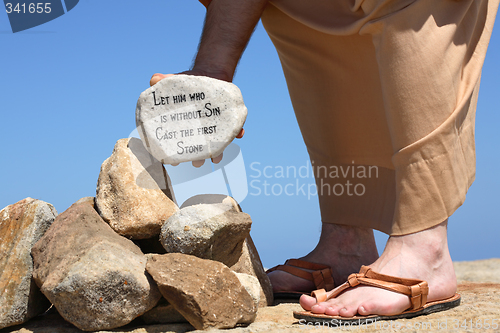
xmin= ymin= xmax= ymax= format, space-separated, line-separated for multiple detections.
xmin=149 ymin=0 xmax=266 ymax=165
xmin=151 ymin=0 xmax=268 ymax=85
xmin=192 ymin=0 xmax=269 ymax=82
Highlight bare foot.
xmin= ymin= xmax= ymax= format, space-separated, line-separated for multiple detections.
xmin=267 ymin=223 xmax=379 ymax=294
xmin=299 ymin=219 xmax=457 ymax=317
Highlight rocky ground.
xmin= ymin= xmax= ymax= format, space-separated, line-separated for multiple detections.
xmin=2 ymin=258 xmax=499 ymax=333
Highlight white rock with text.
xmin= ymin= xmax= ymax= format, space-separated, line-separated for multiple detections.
xmin=135 ymin=75 xmax=247 ymax=164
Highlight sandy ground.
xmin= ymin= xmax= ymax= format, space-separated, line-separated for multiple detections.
xmin=2 ymin=259 xmax=499 ymax=333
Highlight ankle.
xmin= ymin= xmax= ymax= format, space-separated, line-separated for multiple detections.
xmin=389 ymin=220 xmax=450 ymax=261
xmin=315 ymin=223 xmax=378 ymax=256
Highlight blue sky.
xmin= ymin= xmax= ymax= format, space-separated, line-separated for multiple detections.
xmin=1 ymin=1 xmax=499 ymax=268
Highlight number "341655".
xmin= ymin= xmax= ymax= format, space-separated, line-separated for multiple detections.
xmin=5 ymin=3 xmax=52 ymax=14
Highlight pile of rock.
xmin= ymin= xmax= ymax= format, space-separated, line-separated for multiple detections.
xmin=0 ymin=137 xmax=272 ymax=331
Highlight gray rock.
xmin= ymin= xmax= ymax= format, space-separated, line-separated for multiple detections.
xmin=180 ymin=194 xmax=273 ymax=307
xmin=0 ymin=198 xmax=56 ymax=329
xmin=31 ymin=203 xmax=161 ymax=331
xmin=180 ymin=194 xmax=242 ymax=212
xmin=160 ymin=202 xmax=252 ymax=267
xmin=146 ymin=253 xmax=256 ymax=330
xmin=96 ymin=137 xmax=178 ymax=239
xmin=136 ymin=74 xmax=247 ymax=164
xmin=235 ymin=273 xmax=261 ymax=309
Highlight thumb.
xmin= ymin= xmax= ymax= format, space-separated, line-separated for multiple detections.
xmin=150 ymin=73 xmax=175 ymax=86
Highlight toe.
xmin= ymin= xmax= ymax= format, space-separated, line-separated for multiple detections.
xmin=357 ymin=305 xmax=371 ymax=316
xmin=310 ymin=303 xmax=329 ymax=314
xmin=339 ymin=305 xmax=358 ymax=317
xmin=299 ymin=294 xmax=317 ymax=311
xmin=357 ymin=301 xmax=388 ymax=316
xmin=357 ymin=294 xmax=411 ymax=317
xmin=324 ymin=305 xmax=341 ymax=316
xmin=357 ymin=301 xmax=389 ymax=316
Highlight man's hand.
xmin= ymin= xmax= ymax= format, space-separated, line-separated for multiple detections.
xmin=150 ymin=73 xmax=174 ymax=86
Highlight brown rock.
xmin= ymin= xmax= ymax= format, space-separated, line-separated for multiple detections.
xmin=31 ymin=203 xmax=161 ymax=331
xmin=95 ymin=138 xmax=178 ymax=239
xmin=73 ymin=196 xmax=95 ymax=208
xmin=234 ymin=273 xmax=261 ymax=308
xmin=180 ymin=194 xmax=273 ymax=307
xmin=231 ymin=237 xmax=274 ymax=307
xmin=0 ymin=198 xmax=56 ymax=329
xmin=146 ymin=253 xmax=257 ymax=330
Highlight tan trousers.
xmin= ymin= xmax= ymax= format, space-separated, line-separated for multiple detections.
xmin=261 ymin=0 xmax=499 ymax=235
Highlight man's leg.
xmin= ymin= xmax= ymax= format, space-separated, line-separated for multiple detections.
xmin=298 ymin=0 xmax=498 ymax=316
xmin=262 ymin=3 xmax=396 ymax=292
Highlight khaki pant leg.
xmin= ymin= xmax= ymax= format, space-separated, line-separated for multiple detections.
xmin=262 ymin=0 xmax=499 ymax=235
xmin=262 ymin=4 xmax=398 ymax=233
xmin=361 ymin=0 xmax=499 ymax=234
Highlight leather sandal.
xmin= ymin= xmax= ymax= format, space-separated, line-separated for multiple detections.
xmin=293 ymin=265 xmax=461 ymax=324
xmin=266 ymin=259 xmax=335 ymax=299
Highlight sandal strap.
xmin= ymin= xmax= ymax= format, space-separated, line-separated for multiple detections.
xmin=314 ymin=265 xmax=428 ymax=311
xmin=266 ymin=259 xmax=335 ymax=291
xmin=285 ymin=259 xmax=331 ymax=271
xmin=312 ymin=268 xmax=335 ymax=291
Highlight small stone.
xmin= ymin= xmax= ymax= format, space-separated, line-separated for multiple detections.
xmin=136 ymin=75 xmax=247 ymax=164
xmin=0 ymin=198 xmax=56 ymax=329
xmin=160 ymin=203 xmax=252 ymax=267
xmin=31 ymin=203 xmax=161 ymax=331
xmin=146 ymin=253 xmax=256 ymax=330
xmin=96 ymin=137 xmax=178 ymax=239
